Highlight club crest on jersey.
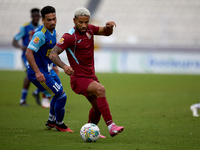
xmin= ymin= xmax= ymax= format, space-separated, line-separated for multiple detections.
xmin=86 ymin=32 xmax=91 ymax=39
xmin=59 ymin=38 xmax=64 ymax=45
xmin=33 ymin=37 xmax=40 ymax=44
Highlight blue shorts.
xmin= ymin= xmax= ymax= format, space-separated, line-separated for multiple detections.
xmin=27 ymin=69 xmax=63 ymax=97
xmin=22 ymin=51 xmax=29 ymax=69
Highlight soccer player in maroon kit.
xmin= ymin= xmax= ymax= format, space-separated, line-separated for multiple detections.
xmin=49 ymin=7 xmax=124 ymax=137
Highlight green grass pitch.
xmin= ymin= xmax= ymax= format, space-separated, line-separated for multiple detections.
xmin=0 ymin=71 xmax=200 ymax=150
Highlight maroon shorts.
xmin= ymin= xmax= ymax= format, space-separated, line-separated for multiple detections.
xmin=70 ymin=76 xmax=99 ymax=98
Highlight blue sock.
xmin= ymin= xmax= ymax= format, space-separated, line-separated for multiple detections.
xmin=48 ymin=113 xmax=56 ymax=122
xmin=21 ymin=89 xmax=28 ymax=101
xmin=34 ymin=88 xmax=40 ymax=94
xmin=54 ymin=92 xmax=67 ymax=123
xmin=49 ymin=96 xmax=56 ymax=117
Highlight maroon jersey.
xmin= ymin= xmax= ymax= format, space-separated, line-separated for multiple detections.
xmin=57 ymin=24 xmax=99 ymax=78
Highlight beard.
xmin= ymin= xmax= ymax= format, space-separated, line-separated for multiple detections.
xmin=76 ymin=26 xmax=87 ymax=34
xmin=50 ymin=24 xmax=56 ymax=30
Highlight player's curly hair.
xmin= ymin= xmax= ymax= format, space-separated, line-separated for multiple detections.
xmin=41 ymin=6 xmax=56 ymax=19
xmin=74 ymin=7 xmax=90 ymax=18
xmin=31 ymin=8 xmax=40 ymax=14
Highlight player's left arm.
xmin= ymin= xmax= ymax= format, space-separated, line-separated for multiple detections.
xmin=25 ymin=48 xmax=46 ymax=82
xmin=26 ymin=31 xmax=46 ymax=82
xmin=96 ymin=21 xmax=116 ymax=36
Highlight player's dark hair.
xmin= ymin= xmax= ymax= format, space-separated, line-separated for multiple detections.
xmin=41 ymin=6 xmax=56 ymax=19
xmin=31 ymin=8 xmax=40 ymax=14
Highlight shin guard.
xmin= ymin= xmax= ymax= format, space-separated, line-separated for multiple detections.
xmin=97 ymin=97 xmax=113 ymax=126
xmin=88 ymin=107 xmax=101 ymax=125
xmin=54 ymin=92 xmax=67 ymax=122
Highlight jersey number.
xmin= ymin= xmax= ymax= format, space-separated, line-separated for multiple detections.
xmin=53 ymin=83 xmax=61 ymax=92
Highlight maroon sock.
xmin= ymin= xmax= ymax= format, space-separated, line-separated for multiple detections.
xmin=88 ymin=108 xmax=101 ymax=125
xmin=97 ymin=97 xmax=113 ymax=126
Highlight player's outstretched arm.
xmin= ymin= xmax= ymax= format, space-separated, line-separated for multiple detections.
xmin=50 ymin=46 xmax=74 ymax=76
xmin=97 ymin=21 xmax=116 ymax=36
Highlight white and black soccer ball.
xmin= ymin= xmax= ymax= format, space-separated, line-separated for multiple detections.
xmin=80 ymin=123 xmax=100 ymax=142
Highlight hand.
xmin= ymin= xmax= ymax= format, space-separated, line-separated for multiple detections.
xmin=106 ymin=21 xmax=116 ymax=29
xmin=63 ymin=65 xmax=74 ymax=76
xmin=35 ymin=71 xmax=46 ymax=82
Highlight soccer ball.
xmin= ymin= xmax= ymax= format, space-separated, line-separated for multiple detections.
xmin=80 ymin=123 xmax=100 ymax=142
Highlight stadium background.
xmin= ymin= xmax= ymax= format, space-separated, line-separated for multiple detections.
xmin=1 ymin=1 xmax=200 ymax=149
xmin=0 ymin=0 xmax=200 ymax=74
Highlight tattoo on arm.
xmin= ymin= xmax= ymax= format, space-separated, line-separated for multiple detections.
xmin=51 ymin=45 xmax=64 ymax=55
xmin=50 ymin=46 xmax=66 ymax=68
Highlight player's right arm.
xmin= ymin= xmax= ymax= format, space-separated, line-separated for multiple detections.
xmin=50 ymin=45 xmax=74 ymax=76
xmin=25 ymin=48 xmax=46 ymax=82
xmin=25 ymin=31 xmax=46 ymax=82
xmin=12 ymin=26 xmax=26 ymax=51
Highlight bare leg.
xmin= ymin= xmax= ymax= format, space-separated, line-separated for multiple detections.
xmin=23 ymin=75 xmax=30 ymax=89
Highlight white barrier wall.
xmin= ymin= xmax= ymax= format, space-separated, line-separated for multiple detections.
xmin=1 ymin=49 xmax=200 ymax=74
xmin=0 ymin=49 xmax=22 ymax=70
xmin=94 ymin=51 xmax=200 ymax=74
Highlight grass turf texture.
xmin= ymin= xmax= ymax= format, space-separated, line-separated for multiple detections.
xmin=0 ymin=71 xmax=200 ymax=150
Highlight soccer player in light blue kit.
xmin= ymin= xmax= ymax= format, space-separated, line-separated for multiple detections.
xmin=25 ymin=6 xmax=74 ymax=132
xmin=12 ymin=8 xmax=41 ymax=106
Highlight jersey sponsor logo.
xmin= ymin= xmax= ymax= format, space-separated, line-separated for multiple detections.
xmin=33 ymin=37 xmax=40 ymax=44
xmin=59 ymin=37 xmax=64 ymax=45
xmin=29 ymin=44 xmax=37 ymax=50
xmin=47 ymin=63 xmax=53 ymax=72
xmin=86 ymin=32 xmax=91 ymax=39
xmin=46 ymin=48 xmax=53 ymax=57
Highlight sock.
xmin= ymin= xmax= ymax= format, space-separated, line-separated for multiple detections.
xmin=20 ymin=99 xmax=25 ymax=103
xmin=88 ymin=107 xmax=101 ymax=125
xmin=54 ymin=92 xmax=67 ymax=123
xmin=97 ymin=97 xmax=113 ymax=126
xmin=108 ymin=123 xmax=115 ymax=131
xmin=21 ymin=89 xmax=28 ymax=102
xmin=49 ymin=96 xmax=56 ymax=116
xmin=48 ymin=113 xmax=56 ymax=122
xmin=193 ymin=103 xmax=200 ymax=109
xmin=33 ymin=88 xmax=40 ymax=95
xmin=56 ymin=121 xmax=64 ymax=125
